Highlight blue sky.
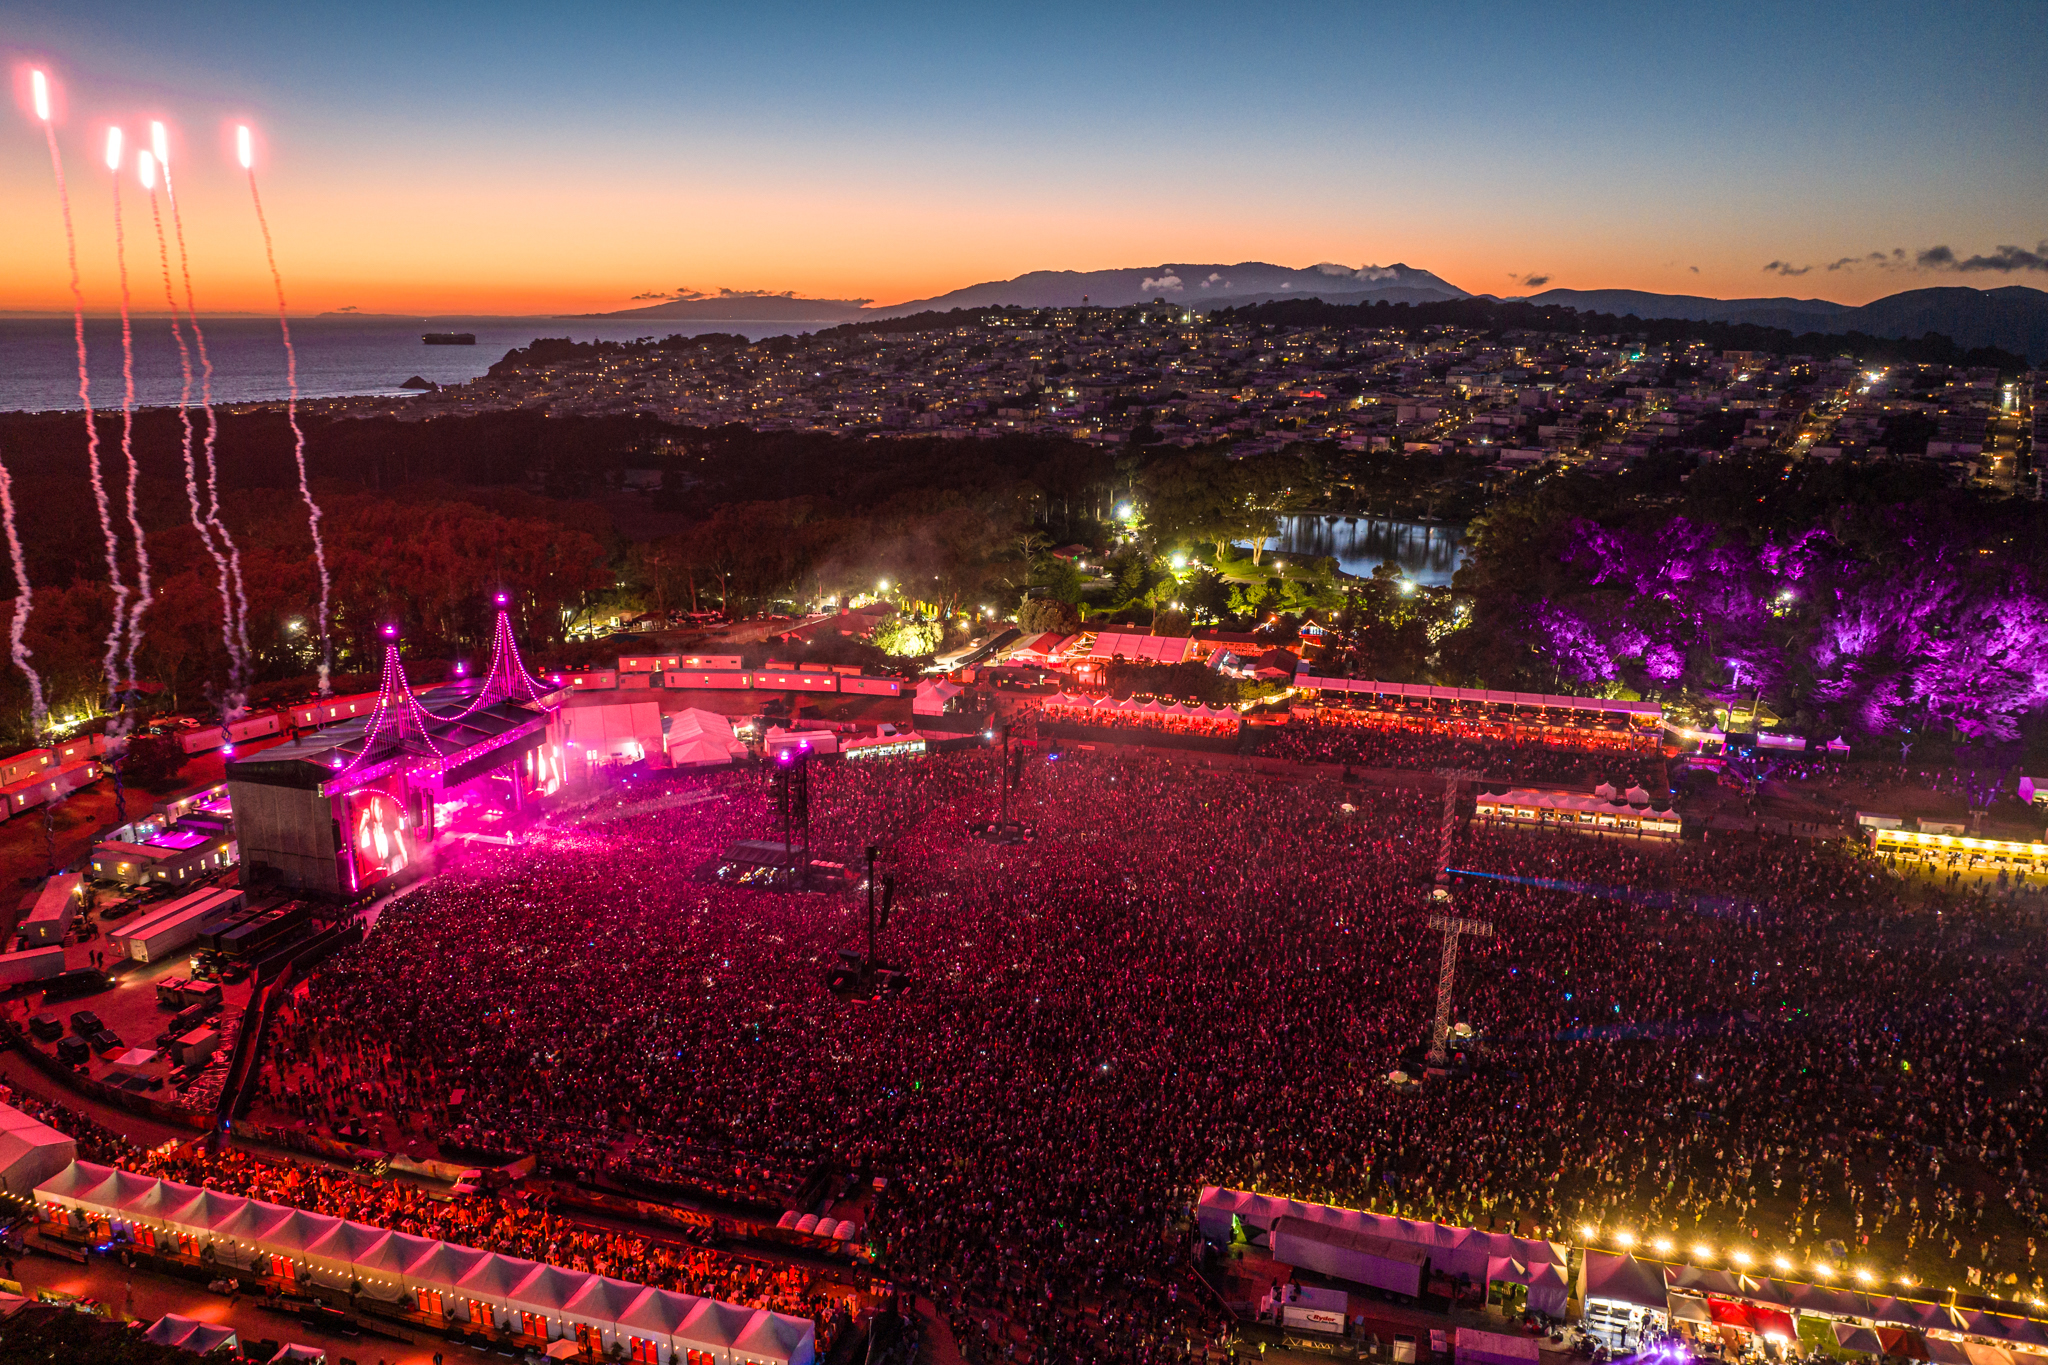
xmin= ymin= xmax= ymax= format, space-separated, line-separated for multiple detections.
xmin=4 ymin=1 xmax=2043 ymax=311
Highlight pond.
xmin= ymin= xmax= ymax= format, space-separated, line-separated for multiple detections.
xmin=1237 ymin=516 xmax=1467 ymax=585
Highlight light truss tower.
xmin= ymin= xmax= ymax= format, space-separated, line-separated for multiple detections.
xmin=461 ymin=593 xmax=554 ymax=714
xmin=343 ymin=626 xmax=447 ymax=774
xmin=1424 ymin=770 xmax=1489 ymax=1064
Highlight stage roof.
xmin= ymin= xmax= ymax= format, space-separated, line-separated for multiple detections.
xmin=226 ymin=686 xmax=549 ymax=795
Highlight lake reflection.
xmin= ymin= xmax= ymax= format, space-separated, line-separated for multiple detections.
xmin=1239 ymin=516 xmax=1467 ymax=585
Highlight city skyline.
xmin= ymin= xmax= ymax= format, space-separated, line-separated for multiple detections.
xmin=3 ymin=0 xmax=2045 ymax=316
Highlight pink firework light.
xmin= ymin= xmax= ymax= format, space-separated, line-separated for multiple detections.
xmin=106 ymin=127 xmax=154 ymax=712
xmin=33 ymin=69 xmax=124 ymax=708
xmin=153 ymin=120 xmax=252 ymax=704
xmin=239 ymin=122 xmax=333 ymax=696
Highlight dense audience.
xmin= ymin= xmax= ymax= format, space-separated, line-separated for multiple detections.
xmin=222 ymin=746 xmax=2048 ymax=1364
xmin=1268 ymin=709 xmax=1665 ymax=791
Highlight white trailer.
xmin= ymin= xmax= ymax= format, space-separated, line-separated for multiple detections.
xmin=2 ymin=761 xmax=99 ymax=819
xmin=0 ymin=947 xmax=66 ymax=988
xmin=109 ymin=887 xmax=246 ymax=963
xmin=178 ymin=711 xmax=284 ymax=755
xmin=18 ymin=873 xmax=81 ymax=947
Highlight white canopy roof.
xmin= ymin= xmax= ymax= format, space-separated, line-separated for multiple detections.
xmin=406 ymin=1240 xmax=491 ymax=1296
xmin=508 ymin=1262 xmax=594 ymax=1316
xmin=615 ymin=1286 xmax=705 ymax=1338
xmin=667 ymin=708 xmax=748 ymax=767
xmin=678 ymin=1297 xmax=759 ymax=1352
xmin=458 ymin=1252 xmax=543 ymax=1305
xmin=736 ymin=1310 xmax=818 ymax=1365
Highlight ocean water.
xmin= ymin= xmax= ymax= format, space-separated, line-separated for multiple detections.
xmin=0 ymin=314 xmax=820 ymax=413
xmin=1243 ymin=515 xmax=1468 ymax=585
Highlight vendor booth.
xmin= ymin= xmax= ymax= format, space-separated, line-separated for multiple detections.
xmin=1581 ymin=1251 xmax=1669 ymax=1349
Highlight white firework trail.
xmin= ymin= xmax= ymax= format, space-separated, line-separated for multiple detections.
xmin=110 ymin=132 xmax=153 ymax=725
xmin=155 ymin=124 xmax=251 ymax=709
xmin=142 ymin=152 xmax=241 ymax=700
xmin=0 ymin=456 xmax=46 ymax=734
xmin=241 ymin=125 xmax=333 ymax=695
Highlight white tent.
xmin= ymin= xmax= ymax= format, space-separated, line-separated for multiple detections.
xmin=0 ymin=1104 xmax=77 ymax=1198
xmin=912 ymin=679 xmax=965 ymax=716
xmin=207 ymin=1199 xmax=294 ymax=1270
xmin=667 ymin=708 xmax=748 ymax=768
xmin=562 ymin=1274 xmax=646 ymax=1353
xmin=305 ymin=1219 xmax=392 ymax=1293
xmin=349 ymin=1227 xmax=437 ymax=1304
xmin=507 ymin=1263 xmax=594 ymax=1342
xmin=677 ymin=1297 xmax=759 ymax=1364
xmin=456 ymin=1252 xmax=543 ymax=1326
xmin=144 ymin=1313 xmax=240 ymax=1354
xmin=33 ymin=1158 xmax=115 ymax=1217
xmin=407 ymin=1241 xmax=492 ymax=1321
xmin=561 ymin=699 xmax=665 ymax=765
xmin=616 ymin=1287 xmax=705 ymax=1365
xmin=735 ymin=1310 xmax=818 ymax=1365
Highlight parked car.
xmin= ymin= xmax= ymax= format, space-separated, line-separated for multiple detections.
xmin=68 ymin=1010 xmax=104 ymax=1036
xmin=26 ymin=1013 xmax=62 ymax=1042
xmin=42 ymin=970 xmax=115 ymax=1003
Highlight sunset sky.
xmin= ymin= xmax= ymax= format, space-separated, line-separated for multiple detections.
xmin=3 ymin=0 xmax=2044 ymax=316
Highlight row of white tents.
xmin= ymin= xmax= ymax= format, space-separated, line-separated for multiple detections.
xmin=1197 ymin=1187 xmax=1569 ymax=1314
xmin=1042 ymin=694 xmax=1242 ymax=725
xmin=37 ymin=1161 xmax=814 ymax=1365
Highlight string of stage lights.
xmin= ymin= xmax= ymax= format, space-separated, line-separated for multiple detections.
xmin=13 ymin=64 xmax=334 ymax=747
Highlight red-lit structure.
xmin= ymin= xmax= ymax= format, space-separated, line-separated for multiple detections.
xmin=225 ymin=607 xmax=564 ymax=897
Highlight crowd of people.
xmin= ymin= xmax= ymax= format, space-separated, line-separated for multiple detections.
xmin=1266 ymin=709 xmax=1665 ymax=791
xmin=211 ymin=743 xmax=2048 ymax=1364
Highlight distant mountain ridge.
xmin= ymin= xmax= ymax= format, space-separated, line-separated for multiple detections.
xmin=870 ymin=260 xmax=1470 ymax=314
xmin=1507 ymin=284 xmax=2047 ymax=363
xmin=584 ymin=266 xmax=2048 ymax=362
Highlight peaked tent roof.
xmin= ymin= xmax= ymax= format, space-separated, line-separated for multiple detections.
xmin=35 ymin=1159 xmax=116 ymax=1206
xmin=459 ymin=1252 xmax=545 ymax=1301
xmin=616 ymin=1286 xmax=705 ymax=1336
xmin=736 ymin=1310 xmax=817 ymax=1364
xmin=508 ymin=1262 xmax=594 ymax=1314
xmin=563 ymin=1274 xmax=647 ymax=1327
xmin=406 ymin=1241 xmax=491 ymax=1295
xmin=678 ymin=1297 xmax=759 ymax=1349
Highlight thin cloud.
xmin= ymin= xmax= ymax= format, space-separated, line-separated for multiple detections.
xmin=1141 ymin=273 xmax=1184 ymax=292
xmin=1919 ymin=241 xmax=2048 ymax=272
xmin=1762 ymin=260 xmax=1812 ymax=277
xmin=1689 ymin=266 xmax=1699 ymax=274
xmin=1520 ymin=273 xmax=1551 ymax=289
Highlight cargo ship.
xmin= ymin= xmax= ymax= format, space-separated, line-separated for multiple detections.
xmin=422 ymin=332 xmax=476 ymax=345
